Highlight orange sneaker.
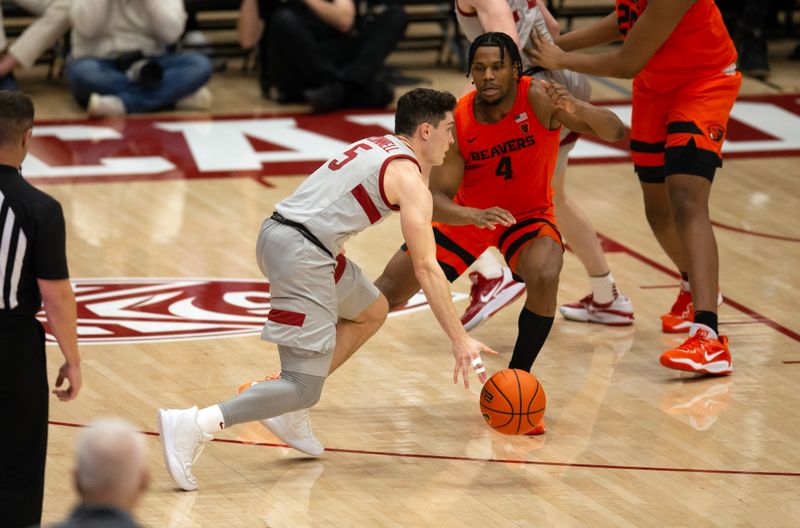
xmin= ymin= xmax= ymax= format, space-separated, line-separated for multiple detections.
xmin=236 ymin=373 xmax=280 ymax=396
xmin=661 ymin=289 xmax=693 ymax=333
xmin=660 ymin=328 xmax=732 ymax=375
xmin=661 ymin=289 xmax=723 ymax=333
xmin=525 ymin=419 xmax=546 ymax=435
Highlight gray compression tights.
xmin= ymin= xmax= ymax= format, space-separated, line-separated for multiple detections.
xmin=218 ymin=368 xmax=326 ymax=427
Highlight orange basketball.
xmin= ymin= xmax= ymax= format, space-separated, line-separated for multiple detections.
xmin=479 ymin=369 xmax=546 ymax=435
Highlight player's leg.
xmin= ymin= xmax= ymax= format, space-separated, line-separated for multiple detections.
xmin=238 ymin=256 xmax=388 ymax=458
xmin=630 ymin=83 xmax=694 ymax=332
xmin=553 ymin=137 xmax=634 ymax=325
xmin=158 ymin=222 xmax=337 ymax=489
xmin=329 ymin=258 xmax=389 ymax=373
xmin=659 ymin=71 xmax=741 ymax=375
xmin=499 ymin=219 xmax=564 ymax=372
xmin=374 ymin=245 xmax=423 ymax=310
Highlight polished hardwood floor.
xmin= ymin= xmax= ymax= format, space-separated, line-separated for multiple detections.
xmin=14 ymin=38 xmax=800 ymax=528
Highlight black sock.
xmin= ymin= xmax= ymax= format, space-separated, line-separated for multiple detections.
xmin=680 ymin=271 xmax=689 ymax=282
xmin=693 ymin=311 xmax=718 ymax=335
xmin=508 ymin=308 xmax=554 ymax=372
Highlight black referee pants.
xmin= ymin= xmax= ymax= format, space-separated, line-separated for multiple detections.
xmin=0 ymin=318 xmax=49 ymax=528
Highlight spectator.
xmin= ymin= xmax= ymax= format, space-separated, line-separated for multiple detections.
xmin=0 ymin=90 xmax=82 ymax=528
xmin=65 ymin=0 xmax=213 ymax=118
xmin=50 ymin=418 xmax=149 ymax=528
xmin=238 ymin=0 xmax=408 ymax=113
xmin=0 ymin=0 xmax=71 ymax=90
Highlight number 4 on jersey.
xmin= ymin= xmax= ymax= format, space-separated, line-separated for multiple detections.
xmin=496 ymin=156 xmax=513 ymax=181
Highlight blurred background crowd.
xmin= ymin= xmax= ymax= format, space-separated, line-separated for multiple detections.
xmin=1 ymin=0 xmax=798 ymax=118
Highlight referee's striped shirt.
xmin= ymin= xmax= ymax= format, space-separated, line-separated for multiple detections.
xmin=0 ymin=164 xmax=68 ymax=317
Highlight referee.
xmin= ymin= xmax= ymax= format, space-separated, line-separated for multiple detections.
xmin=0 ymin=91 xmax=81 ymax=527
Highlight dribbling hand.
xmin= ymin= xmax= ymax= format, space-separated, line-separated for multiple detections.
xmin=452 ymin=336 xmax=498 ymax=389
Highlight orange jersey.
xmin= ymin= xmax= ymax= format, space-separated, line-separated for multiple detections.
xmin=455 ymin=76 xmax=561 ymax=217
xmin=616 ymin=0 xmax=737 ymax=91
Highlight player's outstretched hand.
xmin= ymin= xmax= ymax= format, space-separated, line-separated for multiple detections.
xmin=540 ymin=79 xmax=577 ymax=114
xmin=472 ymin=207 xmax=516 ymax=230
xmin=452 ymin=336 xmax=498 ymax=389
xmin=525 ymin=27 xmax=564 ymax=70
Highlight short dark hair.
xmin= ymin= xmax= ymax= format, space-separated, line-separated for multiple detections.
xmin=395 ymin=88 xmax=456 ymax=136
xmin=467 ymin=32 xmax=523 ymax=78
xmin=0 ymin=91 xmax=35 ymax=147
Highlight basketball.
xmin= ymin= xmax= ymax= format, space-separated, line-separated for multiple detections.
xmin=479 ymin=369 xmax=546 ymax=435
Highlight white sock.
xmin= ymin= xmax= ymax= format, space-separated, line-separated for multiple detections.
xmin=690 ymin=323 xmax=718 ymax=340
xmin=196 ymin=404 xmax=225 ymax=434
xmin=471 ymin=251 xmax=503 ymax=279
xmin=590 ymin=272 xmax=615 ymax=304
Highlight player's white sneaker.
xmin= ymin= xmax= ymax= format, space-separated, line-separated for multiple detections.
xmin=261 ymin=409 xmax=324 ymax=457
xmin=559 ymin=292 xmax=634 ymax=326
xmin=461 ymin=268 xmax=526 ymax=331
xmin=157 ymin=406 xmax=212 ymax=491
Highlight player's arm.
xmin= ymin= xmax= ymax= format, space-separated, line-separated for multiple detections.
xmin=537 ymin=1 xmax=561 ymax=39
xmin=551 ymin=11 xmax=621 ymax=51
xmin=466 ymin=0 xmax=522 ymax=46
xmin=430 ymin=140 xmax=515 ymax=230
xmin=530 ymin=80 xmax=625 ymax=143
xmin=528 ymin=0 xmax=694 ymax=79
xmin=383 ymin=159 xmax=497 ymax=388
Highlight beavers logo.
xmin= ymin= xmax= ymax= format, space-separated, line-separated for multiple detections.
xmin=39 ymin=278 xmax=465 ymax=345
xmin=708 ymin=124 xmax=725 ymax=142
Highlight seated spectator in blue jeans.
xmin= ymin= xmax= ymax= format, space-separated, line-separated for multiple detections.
xmin=66 ymin=0 xmax=213 ymax=118
xmin=238 ymin=0 xmax=408 ymax=113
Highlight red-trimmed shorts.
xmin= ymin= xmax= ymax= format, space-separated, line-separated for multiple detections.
xmin=630 ymin=70 xmax=741 ymax=183
xmin=428 ymin=212 xmax=563 ymax=281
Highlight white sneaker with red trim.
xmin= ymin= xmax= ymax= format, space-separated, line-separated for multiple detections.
xmin=559 ymin=292 xmax=634 ymax=326
xmin=460 ymin=267 xmax=526 ymax=331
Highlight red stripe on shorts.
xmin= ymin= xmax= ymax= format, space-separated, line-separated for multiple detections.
xmin=351 ymin=184 xmax=381 ymax=224
xmin=268 ymin=309 xmax=305 ymax=327
xmin=334 ymin=253 xmax=347 ymax=284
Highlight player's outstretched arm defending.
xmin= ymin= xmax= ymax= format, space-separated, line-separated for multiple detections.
xmin=527 ymin=0 xmax=695 ymax=79
xmin=531 ymin=79 xmax=626 ymax=143
xmin=383 ymin=158 xmax=498 ymax=388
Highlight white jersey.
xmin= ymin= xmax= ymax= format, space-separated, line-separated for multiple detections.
xmin=276 ymin=135 xmax=418 ymax=256
xmin=455 ymin=0 xmax=591 ymax=103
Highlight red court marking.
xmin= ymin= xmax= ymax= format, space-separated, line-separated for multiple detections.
xmin=47 ymin=421 xmax=799 ymax=478
xmin=253 ymin=175 xmax=274 ymax=188
xmin=711 ymin=220 xmax=800 ymax=243
xmin=596 ymin=233 xmax=800 ymax=344
xmin=639 ymin=284 xmax=679 ymax=289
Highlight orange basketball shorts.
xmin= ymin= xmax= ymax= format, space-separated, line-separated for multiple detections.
xmin=630 ymin=70 xmax=741 ymax=183
xmin=407 ymin=213 xmax=563 ymax=282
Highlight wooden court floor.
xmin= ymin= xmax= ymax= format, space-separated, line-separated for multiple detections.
xmin=15 ymin=46 xmax=800 ymax=527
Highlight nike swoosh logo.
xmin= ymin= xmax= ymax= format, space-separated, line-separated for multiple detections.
xmin=705 ymin=350 xmax=725 ymax=361
xmin=478 ymin=280 xmax=504 ymax=303
xmin=467 ymin=136 xmax=480 ymax=143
